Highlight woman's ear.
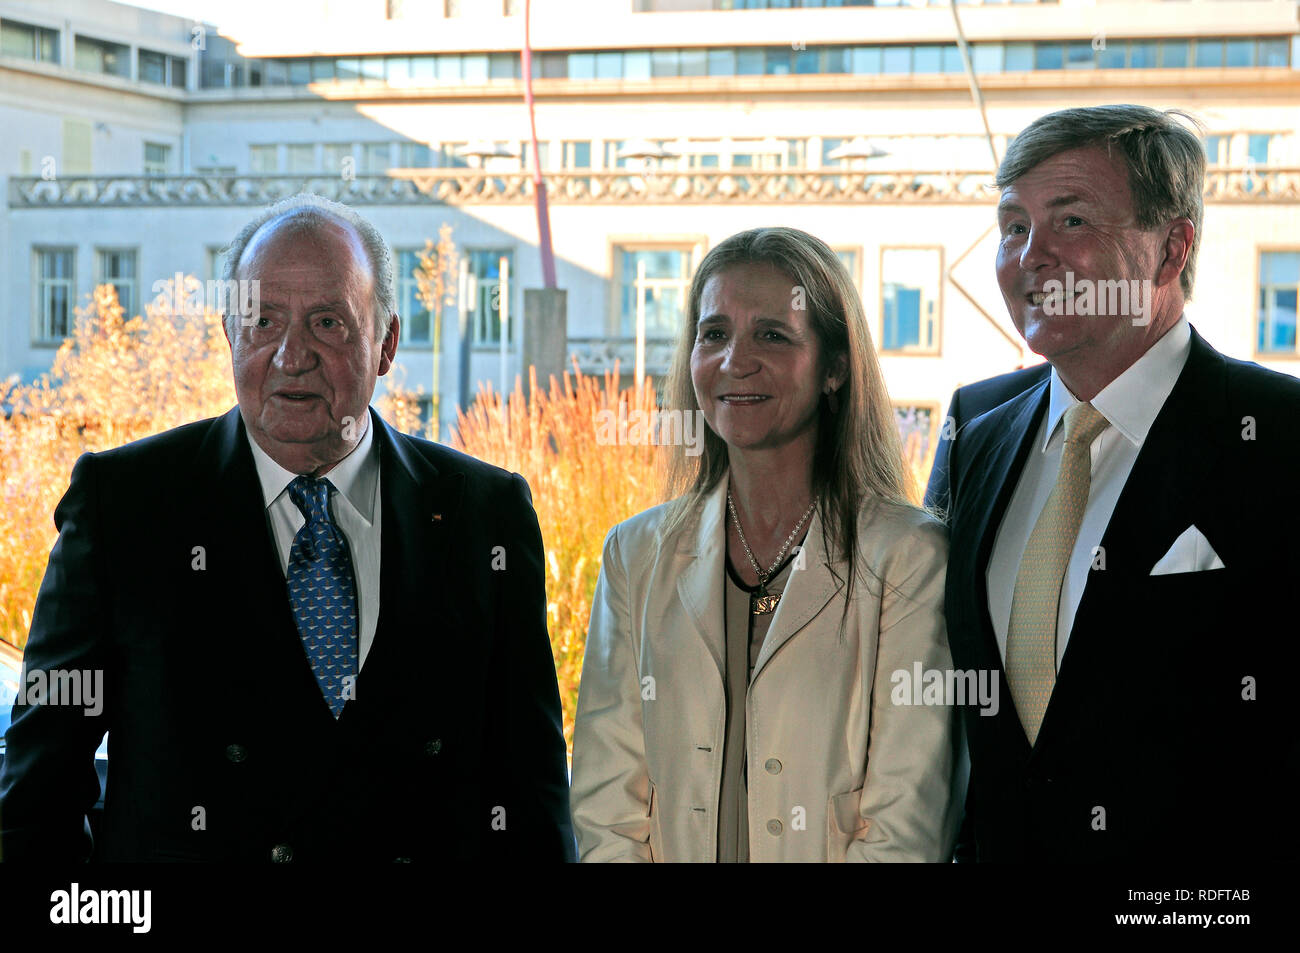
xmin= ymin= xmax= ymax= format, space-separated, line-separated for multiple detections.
xmin=825 ymin=352 xmax=849 ymax=394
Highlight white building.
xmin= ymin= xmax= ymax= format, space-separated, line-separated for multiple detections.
xmin=3 ymin=0 xmax=1298 ymax=450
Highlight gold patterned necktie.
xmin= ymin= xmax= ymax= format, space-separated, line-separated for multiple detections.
xmin=1005 ymin=400 xmax=1111 ymax=745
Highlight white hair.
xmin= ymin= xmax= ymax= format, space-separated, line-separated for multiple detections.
xmin=219 ymin=193 xmax=396 ymax=341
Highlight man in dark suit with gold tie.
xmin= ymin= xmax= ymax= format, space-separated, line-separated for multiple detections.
xmin=945 ymin=105 xmax=1299 ymax=862
xmin=0 ymin=194 xmax=576 ymax=862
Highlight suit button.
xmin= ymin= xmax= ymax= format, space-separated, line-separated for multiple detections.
xmin=271 ymin=843 xmax=293 ymax=863
xmin=425 ymin=739 xmax=442 ymax=757
xmin=766 ymin=819 xmax=783 ymax=836
xmin=764 ymin=758 xmax=782 ymax=775
xmin=225 ymin=744 xmax=247 ymax=763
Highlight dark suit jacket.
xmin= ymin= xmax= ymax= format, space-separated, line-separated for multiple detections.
xmin=925 ymin=363 xmax=1051 ymax=517
xmin=0 ymin=406 xmax=576 ymax=862
xmin=945 ymin=327 xmax=1300 ymax=862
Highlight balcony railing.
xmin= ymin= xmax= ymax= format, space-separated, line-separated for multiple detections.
xmin=10 ymin=167 xmax=1300 ymax=207
xmin=568 ymin=336 xmax=677 ymax=377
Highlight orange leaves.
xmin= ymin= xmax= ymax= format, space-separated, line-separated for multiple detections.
xmin=0 ymin=280 xmax=235 ymax=651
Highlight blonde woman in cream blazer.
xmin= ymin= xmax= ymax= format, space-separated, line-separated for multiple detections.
xmin=570 ymin=227 xmax=959 ymax=862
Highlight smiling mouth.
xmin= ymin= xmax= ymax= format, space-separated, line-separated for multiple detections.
xmin=275 ymin=392 xmax=321 ymax=402
xmin=719 ymin=394 xmax=770 ymax=404
xmin=1027 ymin=290 xmax=1083 ymax=306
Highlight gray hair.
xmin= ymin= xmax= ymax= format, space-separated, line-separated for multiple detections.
xmin=996 ymin=105 xmax=1206 ymax=300
xmin=219 ymin=193 xmax=396 ymax=341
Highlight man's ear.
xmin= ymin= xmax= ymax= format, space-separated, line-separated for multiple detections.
xmin=1156 ymin=217 xmax=1194 ymax=289
xmin=377 ymin=313 xmax=400 ymax=376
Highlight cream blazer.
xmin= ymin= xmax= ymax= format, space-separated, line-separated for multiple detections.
xmin=570 ymin=477 xmax=959 ymax=862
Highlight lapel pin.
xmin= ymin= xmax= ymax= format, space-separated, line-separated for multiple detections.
xmin=431 ymin=513 xmax=442 ymax=522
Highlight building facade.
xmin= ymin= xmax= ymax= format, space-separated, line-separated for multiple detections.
xmin=3 ymin=0 xmax=1298 ymax=450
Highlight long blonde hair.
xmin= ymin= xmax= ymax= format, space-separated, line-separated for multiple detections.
xmin=659 ymin=227 xmax=911 ymax=605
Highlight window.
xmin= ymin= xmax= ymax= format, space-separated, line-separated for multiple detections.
xmin=880 ymin=247 xmax=941 ymax=353
xmin=96 ymin=249 xmax=137 ymax=317
xmin=437 ymin=143 xmax=469 ymax=168
xmin=286 ymin=144 xmax=316 ymax=172
xmin=616 ymin=245 xmax=694 ymax=338
xmin=396 ymin=249 xmax=433 ymax=346
xmin=1247 ymin=134 xmax=1279 ymax=166
xmin=74 ymin=35 xmax=130 ymax=77
xmin=139 ymin=48 xmax=187 ymax=86
xmin=397 ymin=142 xmax=433 ymax=167
xmin=361 ymin=143 xmax=391 ymax=172
xmin=2 ymin=19 xmax=60 ymax=63
xmin=1204 ymin=134 xmax=1230 ymax=165
xmin=1257 ymin=252 xmax=1299 ymax=355
xmin=323 ymin=144 xmax=354 ymax=175
xmin=206 ymin=246 xmax=227 ymax=282
xmin=144 ymin=142 xmax=171 ymax=176
xmin=562 ymin=140 xmax=591 ymax=169
xmin=249 ymin=145 xmax=279 ymax=173
xmin=835 ymin=248 xmax=861 ymax=291
xmin=35 ymin=248 xmax=75 ymax=344
xmin=520 ymin=140 xmax=549 ymax=170
xmin=469 ymin=249 xmax=516 ymax=346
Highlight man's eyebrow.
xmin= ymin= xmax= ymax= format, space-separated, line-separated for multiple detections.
xmin=998 ymin=194 xmax=1091 ymax=216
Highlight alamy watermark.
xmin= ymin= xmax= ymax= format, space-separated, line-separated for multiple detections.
xmin=14 ymin=666 xmax=103 ymax=716
xmin=594 ymin=407 xmax=706 ymax=457
xmin=151 ymin=273 xmax=261 ymax=325
xmin=1036 ymin=272 xmax=1152 ymax=327
xmin=890 ymin=662 xmax=999 ymax=716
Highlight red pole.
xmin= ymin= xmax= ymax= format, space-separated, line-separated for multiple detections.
xmin=522 ymin=0 xmax=557 ymax=289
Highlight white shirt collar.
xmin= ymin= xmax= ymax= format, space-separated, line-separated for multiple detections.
xmin=244 ymin=409 xmax=380 ymax=524
xmin=1043 ymin=314 xmax=1192 ymax=451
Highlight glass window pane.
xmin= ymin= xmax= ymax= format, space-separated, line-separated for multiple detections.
xmin=914 ymin=45 xmax=941 ymax=73
xmin=387 ymin=57 xmax=411 ymax=84
xmin=765 ymin=47 xmax=792 ymax=75
xmin=594 ymin=51 xmax=621 ymax=79
xmin=851 ymin=46 xmax=880 ymax=74
xmin=336 ymin=58 xmax=361 ymax=81
xmin=1129 ymin=42 xmax=1156 ymax=69
xmin=1097 ymin=41 xmax=1125 ymax=69
xmin=1005 ymin=42 xmax=1033 ymax=71
xmin=288 ymin=59 xmax=311 ymax=84
xmin=1034 ymin=44 xmax=1063 ymax=70
xmin=737 ymin=48 xmax=764 ymax=75
xmin=437 ymin=54 xmax=462 ymax=81
xmin=882 ymin=46 xmax=910 ymax=74
xmin=708 ymin=49 xmax=735 ymax=76
xmin=462 ymin=54 xmax=488 ymax=83
xmin=311 ymin=58 xmax=334 ymax=81
xmin=1066 ymin=41 xmax=1093 ymax=69
xmin=1193 ymin=40 xmax=1221 ymax=68
xmin=539 ymin=52 xmax=566 ymax=78
xmin=489 ymin=52 xmax=516 ymax=79
xmin=624 ymin=51 xmax=651 ymax=79
xmin=1 ymin=23 xmax=35 ymax=59
xmin=793 ymin=48 xmax=820 ymax=74
xmin=972 ymin=43 xmax=1002 ymax=74
xmin=569 ymin=52 xmax=595 ymax=79
xmin=1225 ymin=39 xmax=1253 ymax=68
xmin=824 ymin=47 xmax=849 ymax=73
xmin=680 ymin=49 xmax=707 ymax=76
xmin=1263 ymin=251 xmax=1300 ymax=286
xmin=1259 ymin=38 xmax=1288 ymax=68
xmin=651 ymin=49 xmax=679 ymax=77
xmin=941 ymin=45 xmax=964 ymax=74
xmin=140 ymin=50 xmax=165 ymax=83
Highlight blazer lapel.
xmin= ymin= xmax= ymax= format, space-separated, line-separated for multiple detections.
xmin=360 ymin=408 xmax=466 ymax=682
xmin=674 ymin=478 xmax=728 ymax=685
xmin=750 ymin=508 xmax=841 ymax=682
xmin=953 ymin=381 xmax=1050 ymax=679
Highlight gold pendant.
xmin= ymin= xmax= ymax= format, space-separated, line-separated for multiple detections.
xmin=752 ymin=588 xmax=780 ymax=616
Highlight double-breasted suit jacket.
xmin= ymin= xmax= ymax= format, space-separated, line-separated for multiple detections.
xmin=0 ymin=406 xmax=576 ymax=862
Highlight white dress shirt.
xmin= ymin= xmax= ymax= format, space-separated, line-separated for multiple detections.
xmin=986 ymin=315 xmax=1191 ymax=669
xmin=245 ymin=415 xmax=383 ymax=669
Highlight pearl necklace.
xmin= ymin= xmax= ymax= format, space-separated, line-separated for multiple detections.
xmin=727 ymin=489 xmax=818 ymax=616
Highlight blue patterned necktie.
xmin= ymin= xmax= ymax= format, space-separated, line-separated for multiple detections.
xmin=286 ymin=476 xmax=359 ymax=718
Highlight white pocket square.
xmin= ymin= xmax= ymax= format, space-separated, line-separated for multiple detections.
xmin=1150 ymin=525 xmax=1225 ymax=575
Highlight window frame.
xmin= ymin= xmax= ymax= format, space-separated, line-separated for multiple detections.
xmin=1254 ymin=245 xmax=1300 ymax=361
xmin=33 ymin=246 xmax=77 ymax=346
xmin=877 ymin=244 xmax=944 ymax=356
xmin=607 ymin=237 xmax=706 ymax=339
xmin=95 ymin=247 xmax=139 ymax=318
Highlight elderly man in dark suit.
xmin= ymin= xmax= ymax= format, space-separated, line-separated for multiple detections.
xmin=0 ymin=194 xmax=576 ymax=862
xmin=944 ymin=105 xmax=1299 ymax=862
